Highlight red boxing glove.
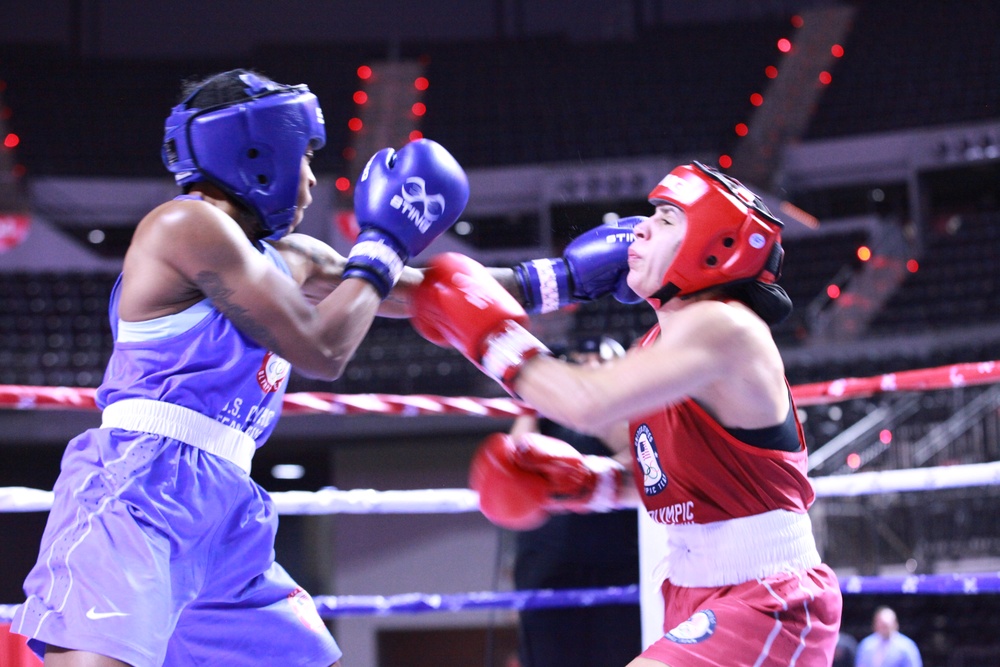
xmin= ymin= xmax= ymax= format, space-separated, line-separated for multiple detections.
xmin=469 ymin=433 xmax=551 ymax=530
xmin=469 ymin=432 xmax=626 ymax=530
xmin=412 ymin=252 xmax=550 ymax=393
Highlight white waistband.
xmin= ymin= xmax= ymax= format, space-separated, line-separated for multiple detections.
xmin=655 ymin=509 xmax=821 ymax=588
xmin=101 ymin=398 xmax=255 ymax=475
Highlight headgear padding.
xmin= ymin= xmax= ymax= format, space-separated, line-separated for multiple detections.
xmin=162 ymin=70 xmax=326 ymax=241
xmin=646 ymin=161 xmax=784 ymax=305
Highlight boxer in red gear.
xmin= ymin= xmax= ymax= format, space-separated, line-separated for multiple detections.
xmin=412 ymin=162 xmax=842 ymax=667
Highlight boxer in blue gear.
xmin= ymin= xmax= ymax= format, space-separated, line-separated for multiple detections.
xmin=11 ymin=68 xmax=469 ymax=667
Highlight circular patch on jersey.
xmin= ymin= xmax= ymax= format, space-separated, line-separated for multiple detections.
xmin=665 ymin=610 xmax=717 ymax=644
xmin=257 ymin=351 xmax=290 ymax=393
xmin=288 ymin=587 xmax=326 ymax=633
xmin=633 ymin=424 xmax=667 ymax=495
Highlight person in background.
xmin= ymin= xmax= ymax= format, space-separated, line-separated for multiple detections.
xmin=834 ymin=631 xmax=859 ymax=667
xmin=855 ymin=606 xmax=923 ymax=667
xmin=512 ymin=335 xmax=641 ymax=667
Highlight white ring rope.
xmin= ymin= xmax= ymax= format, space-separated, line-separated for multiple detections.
xmin=808 ymin=459 xmax=1000 ymax=497
xmin=2 ymin=460 xmax=999 ymax=514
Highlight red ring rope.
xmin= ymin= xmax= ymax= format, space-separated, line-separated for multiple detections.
xmin=1 ymin=360 xmax=999 ymax=414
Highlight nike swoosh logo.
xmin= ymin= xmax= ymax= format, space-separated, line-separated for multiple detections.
xmin=86 ymin=606 xmax=129 ymax=620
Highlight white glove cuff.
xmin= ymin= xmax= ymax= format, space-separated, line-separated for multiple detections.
xmin=481 ymin=321 xmax=550 ymax=391
xmin=348 ymin=240 xmax=405 ymax=287
xmin=583 ymin=456 xmax=625 ymax=513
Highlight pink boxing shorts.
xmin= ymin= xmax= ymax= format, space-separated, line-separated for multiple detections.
xmin=641 ymin=564 xmax=842 ymax=667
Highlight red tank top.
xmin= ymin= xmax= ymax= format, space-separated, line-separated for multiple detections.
xmin=628 ymin=325 xmax=815 ymax=526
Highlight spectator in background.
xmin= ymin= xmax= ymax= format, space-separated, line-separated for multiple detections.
xmin=856 ymin=606 xmax=923 ymax=667
xmin=512 ymin=335 xmax=641 ymax=667
xmin=834 ymin=631 xmax=858 ymax=667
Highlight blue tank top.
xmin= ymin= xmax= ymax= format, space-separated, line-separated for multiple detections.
xmin=96 ymin=238 xmax=292 ymax=449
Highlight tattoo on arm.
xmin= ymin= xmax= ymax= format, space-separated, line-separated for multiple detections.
xmin=282 ymin=237 xmax=343 ymax=272
xmin=197 ymin=270 xmax=283 ymax=352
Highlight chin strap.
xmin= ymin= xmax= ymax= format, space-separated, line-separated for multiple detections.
xmin=758 ymin=241 xmax=785 ymax=285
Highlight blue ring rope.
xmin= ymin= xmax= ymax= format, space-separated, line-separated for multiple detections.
xmin=2 ymin=573 xmax=998 ymax=623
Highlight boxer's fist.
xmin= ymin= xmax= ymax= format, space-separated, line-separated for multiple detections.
xmin=469 ymin=433 xmax=550 ymax=530
xmin=411 ymin=253 xmax=549 ymax=393
xmin=346 ymin=139 xmax=469 ymax=298
xmin=470 ymin=432 xmax=626 ymax=530
xmin=513 ymin=216 xmax=643 ymax=313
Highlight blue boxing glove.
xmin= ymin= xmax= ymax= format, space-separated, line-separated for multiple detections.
xmin=513 ymin=216 xmax=644 ymax=314
xmin=345 ymin=139 xmax=470 ymax=298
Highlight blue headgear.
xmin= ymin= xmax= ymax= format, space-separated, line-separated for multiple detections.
xmin=162 ymin=71 xmax=326 ymax=240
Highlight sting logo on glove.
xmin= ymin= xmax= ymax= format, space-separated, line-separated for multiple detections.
xmin=605 ymin=230 xmax=636 ymax=244
xmin=390 ymin=176 xmax=446 ymax=233
xmin=347 ymin=139 xmax=469 ymax=299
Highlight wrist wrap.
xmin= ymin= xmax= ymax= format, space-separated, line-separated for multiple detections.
xmin=513 ymin=258 xmax=571 ymax=314
xmin=344 ymin=238 xmax=405 ymax=299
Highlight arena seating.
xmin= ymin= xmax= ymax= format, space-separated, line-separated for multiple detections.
xmin=868 ymin=211 xmax=1000 ymax=334
xmin=804 ymin=0 xmax=1000 ymax=140
xmin=1 ymin=3 xmax=998 ymax=174
xmin=0 ymin=272 xmax=114 ymax=388
xmin=0 ymin=17 xmax=788 ymax=175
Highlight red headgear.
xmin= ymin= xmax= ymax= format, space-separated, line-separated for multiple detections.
xmin=646 ymin=161 xmax=784 ymax=304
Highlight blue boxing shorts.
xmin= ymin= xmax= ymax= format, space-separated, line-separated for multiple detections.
xmin=12 ymin=427 xmax=342 ymax=667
